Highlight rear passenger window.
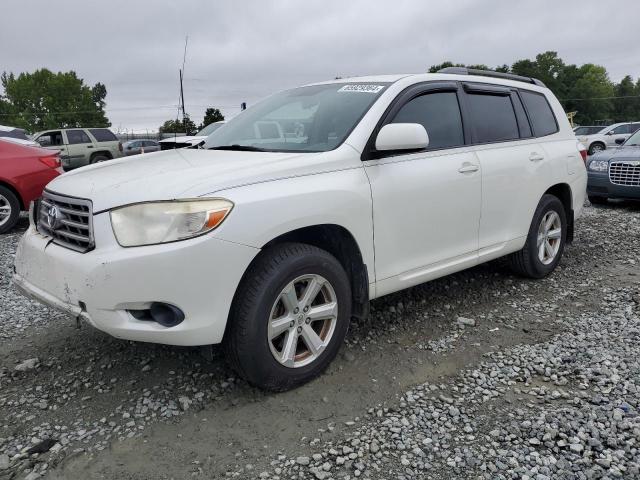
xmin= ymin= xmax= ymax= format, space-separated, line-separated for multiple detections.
xmin=391 ymin=92 xmax=464 ymax=149
xmin=520 ymin=91 xmax=558 ymax=137
xmin=89 ymin=128 xmax=118 ymax=142
xmin=466 ymin=93 xmax=519 ymax=143
xmin=66 ymin=129 xmax=92 ymax=144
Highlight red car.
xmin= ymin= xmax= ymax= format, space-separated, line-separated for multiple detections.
xmin=0 ymin=139 xmax=62 ymax=233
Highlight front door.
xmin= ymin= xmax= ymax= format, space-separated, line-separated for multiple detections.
xmin=363 ymin=84 xmax=481 ymax=295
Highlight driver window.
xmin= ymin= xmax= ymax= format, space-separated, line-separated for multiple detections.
xmin=36 ymin=131 xmax=63 ymax=147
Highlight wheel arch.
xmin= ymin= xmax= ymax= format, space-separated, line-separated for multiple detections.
xmin=228 ymin=223 xmax=370 ymax=339
xmin=544 ymin=183 xmax=574 ymax=243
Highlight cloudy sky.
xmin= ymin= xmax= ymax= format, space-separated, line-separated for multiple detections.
xmin=2 ymin=0 xmax=639 ymax=132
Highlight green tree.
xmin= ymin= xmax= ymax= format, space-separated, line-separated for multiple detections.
xmin=565 ymin=64 xmax=614 ymax=124
xmin=159 ymin=115 xmax=197 ymax=135
xmin=612 ymin=75 xmax=637 ymax=122
xmin=0 ymin=69 xmax=110 ymax=132
xmin=199 ymin=107 xmax=225 ymax=130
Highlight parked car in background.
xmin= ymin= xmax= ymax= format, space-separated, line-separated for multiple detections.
xmin=0 ymin=139 xmax=61 ymax=233
xmin=122 ymin=139 xmax=160 ymax=156
xmin=587 ymin=128 xmax=640 ymax=204
xmin=0 ymin=125 xmax=33 ymax=142
xmin=577 ymin=122 xmax=640 ymax=155
xmin=13 ymin=69 xmax=586 ymax=391
xmin=33 ymin=128 xmax=122 ymax=170
xmin=573 ymin=125 xmax=606 ymax=136
xmin=159 ymin=121 xmax=225 ymax=150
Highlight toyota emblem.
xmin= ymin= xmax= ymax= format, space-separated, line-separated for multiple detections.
xmin=46 ymin=205 xmax=61 ymax=229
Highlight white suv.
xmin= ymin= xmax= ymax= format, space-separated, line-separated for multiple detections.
xmin=13 ymin=69 xmax=587 ymax=391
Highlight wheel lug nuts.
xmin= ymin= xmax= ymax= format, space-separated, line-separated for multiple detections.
xmin=297 ymin=326 xmax=302 ymax=333
xmin=305 ymin=317 xmax=311 ymax=324
xmin=294 ymin=307 xmax=299 ymax=314
xmin=303 ymin=306 xmax=309 ymax=312
xmin=289 ymin=321 xmax=294 ymax=328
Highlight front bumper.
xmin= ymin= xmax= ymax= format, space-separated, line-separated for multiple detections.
xmin=587 ymin=171 xmax=640 ymax=200
xmin=13 ymin=214 xmax=259 ymax=346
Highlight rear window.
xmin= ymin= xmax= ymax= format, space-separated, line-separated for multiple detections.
xmin=66 ymin=129 xmax=93 ymax=144
xmin=466 ymin=93 xmax=519 ymax=143
xmin=520 ymin=91 xmax=558 ymax=137
xmin=89 ymin=128 xmax=117 ymax=142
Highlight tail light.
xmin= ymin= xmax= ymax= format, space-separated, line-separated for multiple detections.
xmin=118 ymin=142 xmax=123 ymax=152
xmin=577 ymin=142 xmax=588 ymax=163
xmin=39 ymin=155 xmax=61 ymax=169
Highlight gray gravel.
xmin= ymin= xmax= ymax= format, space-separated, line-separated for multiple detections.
xmin=1 ymin=202 xmax=639 ymax=479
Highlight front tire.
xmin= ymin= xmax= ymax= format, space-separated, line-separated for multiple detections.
xmin=224 ymin=242 xmax=352 ymax=391
xmin=588 ymin=142 xmax=605 ymax=155
xmin=0 ymin=186 xmax=20 ymax=234
xmin=509 ymin=194 xmax=567 ymax=279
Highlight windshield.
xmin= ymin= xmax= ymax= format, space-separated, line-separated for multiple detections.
xmin=574 ymin=126 xmax=605 ymax=135
xmin=624 ymin=130 xmax=640 ymax=146
xmin=197 ymin=122 xmax=224 ymax=136
xmin=203 ymin=83 xmax=389 ymax=153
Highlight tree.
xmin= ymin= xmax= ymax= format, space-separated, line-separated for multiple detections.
xmin=0 ymin=69 xmax=110 ymax=132
xmin=199 ymin=107 xmax=225 ymax=130
xmin=612 ymin=75 xmax=637 ymax=122
xmin=159 ymin=115 xmax=197 ymax=135
xmin=565 ymin=64 xmax=614 ymax=124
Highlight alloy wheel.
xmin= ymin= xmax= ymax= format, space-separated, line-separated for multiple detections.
xmin=537 ymin=211 xmax=562 ymax=265
xmin=0 ymin=194 xmax=12 ymax=227
xmin=268 ymin=274 xmax=338 ymax=368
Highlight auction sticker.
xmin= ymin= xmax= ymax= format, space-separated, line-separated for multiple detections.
xmin=338 ymin=84 xmax=385 ymax=93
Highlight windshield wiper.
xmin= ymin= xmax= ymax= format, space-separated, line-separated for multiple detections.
xmin=208 ymin=144 xmax=266 ymax=152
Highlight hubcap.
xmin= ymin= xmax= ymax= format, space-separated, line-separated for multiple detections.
xmin=268 ymin=274 xmax=338 ymax=368
xmin=537 ymin=211 xmax=562 ymax=265
xmin=0 ymin=194 xmax=12 ymax=227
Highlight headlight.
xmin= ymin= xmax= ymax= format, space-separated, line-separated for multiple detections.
xmin=588 ymin=160 xmax=609 ymax=172
xmin=110 ymin=199 xmax=233 ymax=247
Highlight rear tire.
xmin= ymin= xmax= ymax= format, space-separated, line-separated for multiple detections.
xmin=0 ymin=186 xmax=20 ymax=234
xmin=588 ymin=195 xmax=607 ymax=205
xmin=509 ymin=194 xmax=567 ymax=279
xmin=224 ymin=242 xmax=351 ymax=391
xmin=90 ymin=154 xmax=109 ymax=164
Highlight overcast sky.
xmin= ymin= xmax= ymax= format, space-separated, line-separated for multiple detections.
xmin=2 ymin=0 xmax=639 ymax=132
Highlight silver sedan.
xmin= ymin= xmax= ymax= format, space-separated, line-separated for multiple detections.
xmin=122 ymin=139 xmax=160 ymax=156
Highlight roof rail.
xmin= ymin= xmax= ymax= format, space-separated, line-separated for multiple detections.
xmin=437 ymin=67 xmax=546 ymax=88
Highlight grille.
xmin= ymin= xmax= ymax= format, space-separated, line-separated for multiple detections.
xmin=609 ymin=161 xmax=640 ymax=186
xmin=36 ymin=191 xmax=94 ymax=252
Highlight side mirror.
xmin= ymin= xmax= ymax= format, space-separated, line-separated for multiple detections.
xmin=605 ymin=131 xmax=613 ymax=135
xmin=615 ymin=138 xmax=625 ymax=145
xmin=375 ymin=123 xmax=429 ymax=151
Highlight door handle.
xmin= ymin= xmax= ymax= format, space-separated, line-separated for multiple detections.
xmin=87 ymin=145 xmax=94 ymax=149
xmin=458 ymin=163 xmax=479 ymax=173
xmin=529 ymin=152 xmax=545 ymax=162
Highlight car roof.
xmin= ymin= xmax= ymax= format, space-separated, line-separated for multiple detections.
xmin=306 ymin=72 xmax=549 ymax=93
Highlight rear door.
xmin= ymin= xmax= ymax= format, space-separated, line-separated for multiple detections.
xmin=364 ymin=82 xmax=482 ymax=295
xmin=464 ymin=84 xmax=552 ymax=252
xmin=64 ymin=129 xmax=94 ymax=166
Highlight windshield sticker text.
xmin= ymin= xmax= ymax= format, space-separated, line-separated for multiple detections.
xmin=338 ymin=84 xmax=385 ymax=93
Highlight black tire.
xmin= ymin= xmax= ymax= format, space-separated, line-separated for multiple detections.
xmin=588 ymin=195 xmax=607 ymax=205
xmin=509 ymin=194 xmax=567 ymax=279
xmin=224 ymin=242 xmax=352 ymax=391
xmin=90 ymin=154 xmax=109 ymax=164
xmin=0 ymin=185 xmax=21 ymax=234
xmin=588 ymin=142 xmax=605 ymax=156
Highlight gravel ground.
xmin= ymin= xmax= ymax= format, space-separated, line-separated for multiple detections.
xmin=0 ymin=202 xmax=639 ymax=480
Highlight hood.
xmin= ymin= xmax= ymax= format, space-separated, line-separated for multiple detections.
xmin=590 ymin=145 xmax=640 ymax=162
xmin=45 ymin=147 xmax=350 ymax=212
xmin=158 ymin=135 xmax=206 ymax=145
